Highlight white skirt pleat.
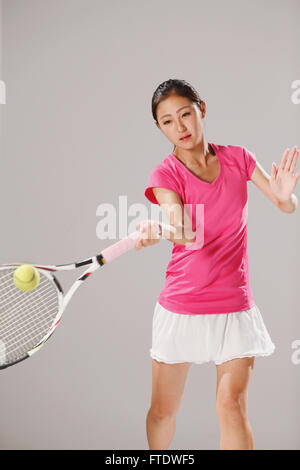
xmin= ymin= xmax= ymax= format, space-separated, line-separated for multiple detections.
xmin=150 ymin=301 xmax=276 ymax=365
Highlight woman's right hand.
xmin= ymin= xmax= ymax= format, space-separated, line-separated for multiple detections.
xmin=135 ymin=220 xmax=161 ymax=251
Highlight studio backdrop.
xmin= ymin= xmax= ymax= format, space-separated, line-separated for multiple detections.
xmin=0 ymin=0 xmax=299 ymax=450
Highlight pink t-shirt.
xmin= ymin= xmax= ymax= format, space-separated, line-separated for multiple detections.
xmin=144 ymin=143 xmax=257 ymax=315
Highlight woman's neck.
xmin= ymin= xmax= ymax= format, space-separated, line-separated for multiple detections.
xmin=173 ymin=140 xmax=213 ymax=169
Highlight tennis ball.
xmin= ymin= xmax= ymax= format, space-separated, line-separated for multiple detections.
xmin=13 ymin=265 xmax=40 ymax=292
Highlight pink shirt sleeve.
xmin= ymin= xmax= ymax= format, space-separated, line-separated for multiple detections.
xmin=242 ymin=146 xmax=257 ymax=181
xmin=144 ymin=166 xmax=182 ymax=205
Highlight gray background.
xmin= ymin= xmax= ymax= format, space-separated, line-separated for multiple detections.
xmin=0 ymin=0 xmax=299 ymax=450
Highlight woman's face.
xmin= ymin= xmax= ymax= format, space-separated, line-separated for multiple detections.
xmin=155 ymin=94 xmax=206 ymax=150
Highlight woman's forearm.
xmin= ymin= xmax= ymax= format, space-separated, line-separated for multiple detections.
xmin=163 ymin=223 xmax=196 ymax=246
xmin=278 ymin=193 xmax=298 ymax=213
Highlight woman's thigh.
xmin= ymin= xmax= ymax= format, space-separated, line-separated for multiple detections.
xmin=149 ymin=359 xmax=192 ymax=419
xmin=215 ymin=357 xmax=255 ymax=416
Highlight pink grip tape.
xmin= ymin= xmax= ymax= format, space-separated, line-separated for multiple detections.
xmin=100 ymin=221 xmax=163 ymax=264
xmin=100 ymin=230 xmax=143 ymax=263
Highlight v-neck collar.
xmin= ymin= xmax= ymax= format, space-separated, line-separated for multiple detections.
xmin=169 ymin=143 xmax=222 ymax=186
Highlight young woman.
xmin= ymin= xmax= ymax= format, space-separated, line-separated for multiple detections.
xmin=135 ymin=79 xmax=299 ymax=450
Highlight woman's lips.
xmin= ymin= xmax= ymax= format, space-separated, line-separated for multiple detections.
xmin=180 ymin=135 xmax=191 ymax=141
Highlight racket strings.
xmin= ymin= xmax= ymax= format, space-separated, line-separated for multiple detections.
xmin=0 ymin=282 xmax=57 ymax=331
xmin=0 ymin=278 xmax=57 ymax=327
xmin=0 ymin=269 xmax=60 ymax=366
xmin=0 ymin=275 xmax=58 ymax=363
xmin=0 ymin=297 xmax=57 ymax=351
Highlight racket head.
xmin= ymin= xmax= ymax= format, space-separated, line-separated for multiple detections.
xmin=0 ymin=265 xmax=63 ymax=369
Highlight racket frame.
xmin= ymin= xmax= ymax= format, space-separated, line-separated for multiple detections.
xmin=0 ymin=254 xmax=105 ymax=368
xmin=0 ymin=222 xmax=176 ymax=369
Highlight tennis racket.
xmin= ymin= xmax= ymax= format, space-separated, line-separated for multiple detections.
xmin=0 ymin=221 xmax=175 ymax=370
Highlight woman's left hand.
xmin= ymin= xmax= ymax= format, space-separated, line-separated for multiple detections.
xmin=270 ymin=146 xmax=300 ymax=203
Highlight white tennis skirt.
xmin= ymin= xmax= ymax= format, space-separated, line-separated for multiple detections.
xmin=150 ymin=301 xmax=276 ymax=365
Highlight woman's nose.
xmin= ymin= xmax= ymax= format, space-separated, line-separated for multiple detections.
xmin=176 ymin=121 xmax=186 ymax=132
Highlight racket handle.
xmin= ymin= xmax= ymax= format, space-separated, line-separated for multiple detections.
xmin=100 ymin=222 xmax=176 ymax=263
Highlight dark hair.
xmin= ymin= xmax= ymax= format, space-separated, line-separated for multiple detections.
xmin=151 ymin=78 xmax=202 ymax=124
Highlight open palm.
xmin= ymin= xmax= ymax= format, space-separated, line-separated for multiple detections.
xmin=270 ymin=146 xmax=300 ymax=203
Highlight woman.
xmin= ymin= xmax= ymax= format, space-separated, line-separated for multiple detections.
xmin=135 ymin=79 xmax=299 ymax=450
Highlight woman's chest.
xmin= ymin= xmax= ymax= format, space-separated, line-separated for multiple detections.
xmin=187 ymin=158 xmax=220 ymax=184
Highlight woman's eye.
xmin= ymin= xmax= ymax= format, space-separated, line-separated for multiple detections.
xmin=163 ymin=112 xmax=190 ymax=125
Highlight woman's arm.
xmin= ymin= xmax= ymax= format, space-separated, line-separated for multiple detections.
xmin=152 ymin=187 xmax=196 ymax=245
xmin=135 ymin=188 xmax=196 ymax=250
xmin=277 ymin=194 xmax=298 ymax=213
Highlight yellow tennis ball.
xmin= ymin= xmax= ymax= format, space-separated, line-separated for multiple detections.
xmin=13 ymin=265 xmax=40 ymax=292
